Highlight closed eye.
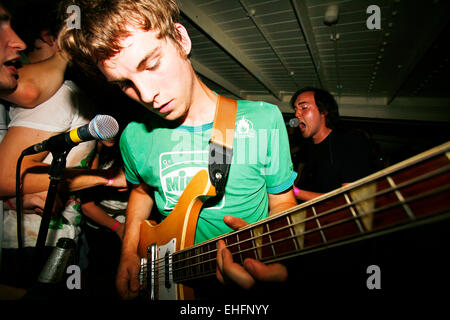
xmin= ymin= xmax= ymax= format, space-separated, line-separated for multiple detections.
xmin=114 ymin=80 xmax=133 ymax=90
xmin=146 ymin=59 xmax=160 ymax=71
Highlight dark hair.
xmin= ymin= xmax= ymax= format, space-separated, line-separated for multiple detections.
xmin=290 ymin=87 xmax=340 ymax=129
xmin=4 ymin=0 xmax=63 ymax=54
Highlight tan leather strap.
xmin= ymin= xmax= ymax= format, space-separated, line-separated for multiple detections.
xmin=208 ymin=95 xmax=237 ymax=193
xmin=210 ymin=95 xmax=237 ymax=150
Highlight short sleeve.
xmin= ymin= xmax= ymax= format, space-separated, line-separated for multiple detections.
xmin=8 ymin=81 xmax=78 ymax=132
xmin=119 ymin=124 xmax=141 ymax=185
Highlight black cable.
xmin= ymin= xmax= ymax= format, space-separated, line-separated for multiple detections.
xmin=16 ymin=151 xmax=25 ymax=250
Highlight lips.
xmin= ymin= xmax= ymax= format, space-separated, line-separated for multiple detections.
xmin=156 ymin=100 xmax=173 ymax=114
xmin=3 ymin=58 xmax=22 ymax=78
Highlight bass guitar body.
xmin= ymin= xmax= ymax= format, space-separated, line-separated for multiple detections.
xmin=138 ymin=169 xmax=216 ymax=300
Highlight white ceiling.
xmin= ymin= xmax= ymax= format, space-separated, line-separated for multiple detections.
xmin=177 ymin=0 xmax=450 ymax=122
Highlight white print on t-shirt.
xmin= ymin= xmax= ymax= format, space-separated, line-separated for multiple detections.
xmin=235 ymin=116 xmax=255 ymax=138
xmin=159 ymin=150 xmax=225 ymax=211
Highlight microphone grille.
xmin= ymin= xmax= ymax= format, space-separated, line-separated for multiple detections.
xmin=88 ymin=115 xmax=119 ymax=141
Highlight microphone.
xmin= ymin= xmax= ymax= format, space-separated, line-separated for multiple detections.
xmin=288 ymin=118 xmax=299 ymax=127
xmin=22 ymin=115 xmax=119 ymax=155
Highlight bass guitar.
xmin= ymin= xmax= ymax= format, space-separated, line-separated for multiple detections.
xmin=138 ymin=141 xmax=450 ymax=300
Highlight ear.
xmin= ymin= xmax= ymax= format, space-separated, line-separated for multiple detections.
xmin=319 ymin=110 xmax=328 ymax=125
xmin=40 ymin=29 xmax=56 ymax=47
xmin=174 ymin=23 xmax=192 ymax=56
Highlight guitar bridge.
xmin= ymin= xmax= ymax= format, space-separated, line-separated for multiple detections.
xmin=139 ymin=243 xmax=157 ymax=301
xmin=138 ymin=239 xmax=177 ymax=300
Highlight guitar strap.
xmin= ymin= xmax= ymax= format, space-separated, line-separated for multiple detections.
xmin=208 ymin=95 xmax=237 ymax=194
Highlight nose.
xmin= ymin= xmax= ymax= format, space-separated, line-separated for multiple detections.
xmin=133 ymin=76 xmax=157 ymax=104
xmin=7 ymin=27 xmax=26 ymax=52
xmin=295 ymin=107 xmax=303 ymax=120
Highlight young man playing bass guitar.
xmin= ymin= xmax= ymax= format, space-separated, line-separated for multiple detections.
xmin=58 ymin=0 xmax=297 ymax=300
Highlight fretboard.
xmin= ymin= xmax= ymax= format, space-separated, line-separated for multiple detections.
xmin=171 ymin=142 xmax=450 ymax=284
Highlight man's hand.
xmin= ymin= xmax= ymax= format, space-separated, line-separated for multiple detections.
xmin=5 ymin=191 xmax=53 ymax=215
xmin=108 ymin=168 xmax=128 ymax=190
xmin=116 ymin=252 xmax=141 ymax=300
xmin=115 ymin=183 xmax=153 ymax=300
xmin=22 ymin=191 xmax=48 ymax=215
xmin=215 ymin=215 xmax=288 ymax=290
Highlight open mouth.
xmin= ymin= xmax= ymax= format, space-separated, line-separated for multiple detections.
xmin=4 ymin=59 xmax=22 ymax=69
xmin=3 ymin=59 xmax=22 ymax=79
xmin=158 ymin=100 xmax=173 ymax=113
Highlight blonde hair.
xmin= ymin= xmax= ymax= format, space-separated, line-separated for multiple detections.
xmin=58 ymin=0 xmax=181 ymax=76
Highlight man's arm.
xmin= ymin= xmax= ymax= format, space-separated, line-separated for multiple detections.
xmin=294 ymin=183 xmax=354 ymax=202
xmin=216 ymin=189 xmax=296 ymax=289
xmin=116 ymin=183 xmax=154 ymax=300
xmin=294 ymin=186 xmax=323 ymax=202
xmin=0 ymin=52 xmax=67 ymax=107
xmin=267 ymin=188 xmax=297 ymax=215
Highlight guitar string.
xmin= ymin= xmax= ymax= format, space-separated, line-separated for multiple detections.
xmin=146 ymin=181 xmax=450 ymax=281
xmin=142 ymin=164 xmax=450 ymax=274
xmin=147 ymin=201 xmax=450 ymax=286
xmin=146 ymin=204 xmax=450 ymax=285
xmin=149 ymin=193 xmax=450 ymax=288
xmin=142 ymin=181 xmax=450 ymax=282
xmin=140 ymin=149 xmax=448 ymax=282
xmin=143 ymin=167 xmax=450 ymax=278
xmin=147 ymin=163 xmax=449 ymax=269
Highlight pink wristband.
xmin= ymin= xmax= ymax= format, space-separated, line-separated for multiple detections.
xmin=106 ymin=178 xmax=114 ymax=186
xmin=293 ymin=186 xmax=300 ymax=197
xmin=111 ymin=220 xmax=120 ymax=231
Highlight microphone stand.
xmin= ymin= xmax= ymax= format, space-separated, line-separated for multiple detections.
xmin=33 ymin=149 xmax=70 ymax=280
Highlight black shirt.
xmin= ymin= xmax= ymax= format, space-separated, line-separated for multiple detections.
xmin=297 ymin=129 xmax=372 ymax=193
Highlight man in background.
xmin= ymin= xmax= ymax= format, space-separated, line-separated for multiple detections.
xmin=291 ymin=87 xmax=372 ymax=202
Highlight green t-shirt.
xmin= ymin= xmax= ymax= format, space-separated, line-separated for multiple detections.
xmin=120 ymin=100 xmax=296 ymax=244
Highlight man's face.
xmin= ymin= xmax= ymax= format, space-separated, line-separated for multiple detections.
xmin=294 ymin=91 xmax=327 ymax=141
xmin=0 ymin=6 xmax=26 ymax=90
xmin=98 ymin=24 xmax=194 ymax=122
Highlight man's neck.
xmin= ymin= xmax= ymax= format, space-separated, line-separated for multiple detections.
xmin=312 ymin=126 xmax=332 ymax=144
xmin=181 ymin=79 xmax=218 ymax=127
